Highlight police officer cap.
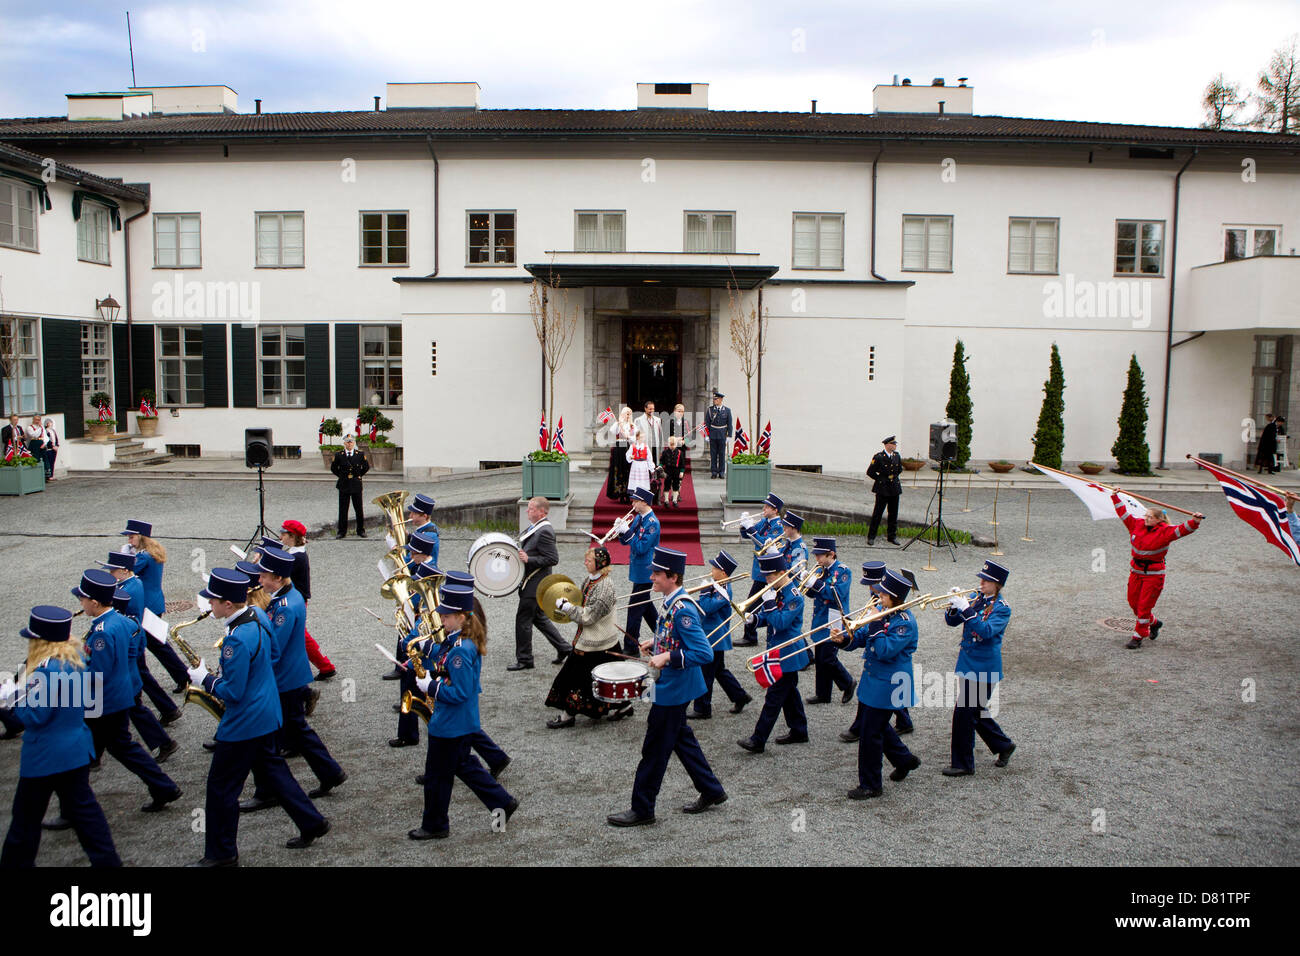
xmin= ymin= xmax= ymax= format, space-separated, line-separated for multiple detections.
xmin=782 ymin=511 xmax=805 ymax=531
xmin=342 ymin=433 xmax=356 ymax=442
xmin=872 ymin=569 xmax=910 ymax=601
xmin=120 ymin=518 xmax=152 ymax=537
xmin=763 ymin=492 xmax=784 ymax=511
xmin=256 ymin=545 xmax=296 ymax=578
xmin=859 ymin=560 xmax=887 ymax=585
xmin=97 ymin=551 xmax=135 ymax=571
xmin=810 ymin=536 xmax=837 ymax=555
xmin=651 ymin=547 xmax=688 ymax=577
xmin=709 ymin=550 xmax=738 ymax=576
xmin=407 ymin=494 xmax=436 ymax=515
xmin=435 ymin=586 xmax=475 ymax=617
xmin=882 ymin=436 xmax=897 ymax=445
xmin=630 ymin=487 xmax=655 ymax=503
xmin=71 ymin=569 xmax=117 ymax=605
xmin=408 ymin=531 xmax=437 ymax=556
xmin=21 ymin=605 xmax=74 ymax=642
xmin=976 ymin=560 xmax=1010 ymax=586
xmin=200 ymin=568 xmax=251 ymax=604
xmin=757 ymin=551 xmax=790 ymax=575
xmin=712 ymin=390 xmax=725 ymax=399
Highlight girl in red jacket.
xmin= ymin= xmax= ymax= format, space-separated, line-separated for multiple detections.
xmin=1112 ymin=492 xmax=1204 ymax=649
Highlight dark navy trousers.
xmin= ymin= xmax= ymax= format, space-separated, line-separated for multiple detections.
xmin=631 ymin=702 xmax=724 ymax=817
xmin=206 ymin=732 xmax=324 ymax=860
xmin=138 ymin=654 xmax=180 ymax=717
xmin=624 ymin=582 xmax=658 ymax=654
xmin=694 ymin=651 xmax=748 ymax=714
xmin=147 ymin=634 xmax=190 ymax=688
xmin=87 ymin=709 xmax=177 ymax=799
xmin=848 ymin=701 xmax=912 ymax=736
xmin=129 ymin=695 xmax=172 ymax=751
xmin=739 ymin=580 xmax=765 ymax=643
xmin=751 ymin=671 xmax=807 ymax=745
xmin=253 ymin=686 xmax=343 ymax=794
xmin=1 ymin=765 xmax=120 ymax=868
xmin=422 ymin=734 xmax=513 ymax=834
xmin=812 ymin=640 xmax=855 ymax=700
xmin=951 ymin=678 xmax=1013 ymax=771
xmin=858 ymin=704 xmax=915 ymax=791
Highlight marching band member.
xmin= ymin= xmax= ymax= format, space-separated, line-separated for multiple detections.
xmin=279 ymin=519 xmax=335 ymax=681
xmin=617 ymin=487 xmax=661 ymax=656
xmin=546 ymin=546 xmax=624 ymax=727
xmin=689 ymin=550 xmax=752 ymax=718
xmin=409 ymin=587 xmax=518 ymax=840
xmin=402 ymin=495 xmax=439 ymax=563
xmin=386 ymin=529 xmax=439 ymax=686
xmin=737 ymin=492 xmax=785 ymax=647
xmin=1111 ymin=492 xmax=1203 ymax=649
xmin=804 ymin=537 xmax=856 ymax=705
xmin=111 ymin=588 xmax=179 ymax=764
xmin=511 ymin=498 xmax=572 ymax=670
xmin=737 ymin=551 xmax=810 ymax=753
xmin=779 ymin=511 xmax=808 ymax=572
xmin=240 ymin=547 xmax=347 ymax=809
xmin=608 ymin=547 xmax=727 ymax=826
xmin=187 ymin=568 xmax=330 ymax=866
xmin=942 ymin=561 xmax=1016 ymax=776
xmin=121 ymin=518 xmax=190 ymax=694
xmin=834 ymin=568 xmax=921 ymax=799
xmin=0 ymin=607 xmax=121 ymax=868
xmin=840 ymin=561 xmax=912 ymax=743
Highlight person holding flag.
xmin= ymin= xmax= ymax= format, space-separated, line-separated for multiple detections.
xmin=1111 ymin=490 xmax=1202 ymax=649
xmin=737 ymin=550 xmax=809 ymax=754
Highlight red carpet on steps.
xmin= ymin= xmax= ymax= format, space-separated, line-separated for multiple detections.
xmin=592 ymin=472 xmax=705 ymax=567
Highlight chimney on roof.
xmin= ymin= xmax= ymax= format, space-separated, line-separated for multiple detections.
xmin=893 ymin=74 xmax=899 ymax=85
xmin=873 ymin=76 xmax=972 ymax=115
xmin=374 ymin=96 xmax=381 ymax=111
xmin=932 ymin=77 xmax=945 ymax=86
xmin=958 ymin=77 xmax=968 ymax=87
xmin=637 ymin=83 xmax=709 ymax=109
xmin=810 ymin=99 xmax=817 ymax=113
xmin=255 ymin=99 xmax=261 ymax=114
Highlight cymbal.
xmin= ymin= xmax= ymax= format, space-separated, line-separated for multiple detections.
xmin=538 ymin=573 xmax=582 ymax=623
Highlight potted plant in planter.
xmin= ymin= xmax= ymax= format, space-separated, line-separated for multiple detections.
xmin=523 ymin=448 xmax=570 ymax=500
xmin=901 ymin=456 xmax=926 ymax=472
xmin=86 ymin=391 xmax=116 ymax=442
xmin=318 ymin=417 xmax=343 ymax=468
xmin=726 ymin=451 xmax=771 ymax=504
xmin=1079 ymin=461 xmax=1105 ymax=476
xmin=0 ymin=450 xmax=45 ymax=495
xmin=136 ymin=389 xmax=159 ymax=438
xmin=988 ymin=460 xmax=1016 ymax=474
xmin=357 ymin=406 xmax=398 ymax=471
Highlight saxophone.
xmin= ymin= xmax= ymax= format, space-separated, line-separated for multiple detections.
xmin=168 ymin=611 xmax=226 ymax=720
xmin=400 ymin=641 xmax=434 ymax=724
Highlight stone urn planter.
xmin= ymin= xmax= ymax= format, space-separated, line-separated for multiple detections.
xmin=901 ymin=458 xmax=925 ymax=472
xmin=87 ymin=421 xmax=114 ymax=443
xmin=136 ymin=416 xmax=159 ymax=438
xmin=1079 ymin=462 xmax=1105 ymax=476
xmin=726 ymin=460 xmax=772 ymax=504
xmin=0 ymin=461 xmax=45 ymax=495
xmin=367 ymin=445 xmax=397 ymax=472
xmin=319 ymin=446 xmax=342 ymax=469
xmin=988 ymin=460 xmax=1015 ymax=474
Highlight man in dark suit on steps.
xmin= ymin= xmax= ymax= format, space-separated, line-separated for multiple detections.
xmin=330 ymin=435 xmax=369 ymax=539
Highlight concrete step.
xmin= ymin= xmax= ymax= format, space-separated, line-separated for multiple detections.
xmin=109 ymin=454 xmax=175 ymax=470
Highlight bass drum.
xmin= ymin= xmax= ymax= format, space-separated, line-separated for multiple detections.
xmin=467 ymin=532 xmax=525 ymax=597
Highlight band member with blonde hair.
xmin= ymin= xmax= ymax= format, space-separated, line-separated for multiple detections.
xmin=546 ymin=546 xmax=625 ymax=727
xmin=120 ymin=519 xmax=191 ymax=693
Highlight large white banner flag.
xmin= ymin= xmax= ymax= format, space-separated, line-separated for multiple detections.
xmin=1031 ymin=463 xmax=1144 ymax=521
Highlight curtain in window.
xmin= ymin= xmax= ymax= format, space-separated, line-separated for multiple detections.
xmin=794 ymin=215 xmax=818 ymax=265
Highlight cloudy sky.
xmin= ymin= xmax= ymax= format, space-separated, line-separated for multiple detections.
xmin=1 ymin=0 xmax=1296 ymax=127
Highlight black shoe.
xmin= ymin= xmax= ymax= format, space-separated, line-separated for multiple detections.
xmin=189 ymin=855 xmax=239 ymax=867
xmin=607 ymin=809 xmax=655 ymax=827
xmin=357 ymin=532 xmax=367 ymax=538
xmin=608 ymin=704 xmax=634 ymax=722
xmin=841 ymin=682 xmax=857 ymax=704
xmin=686 ymin=710 xmax=711 ymax=720
xmin=774 ymin=732 xmax=809 ymax=745
xmin=546 ymin=715 xmax=576 ymax=729
xmin=551 ymin=653 xmax=570 ymax=664
xmin=502 ymin=797 xmax=520 ymax=823
xmin=0 ymin=727 xmax=23 ymax=740
xmin=682 ymin=792 xmax=728 ymax=814
xmin=839 ymin=730 xmax=860 ymax=743
xmin=895 ymin=723 xmax=914 ymax=735
xmin=202 ymin=740 xmax=217 ymax=752
xmin=736 ymin=737 xmax=764 ymax=753
xmin=866 ymin=538 xmax=876 ymax=547
xmin=381 ymin=667 xmax=403 ymax=681
xmin=286 ymin=818 xmax=330 ymax=849
xmin=155 ymin=739 xmax=179 ymax=764
xmin=942 ymin=766 xmax=974 ymax=777
xmin=889 ymin=756 xmax=921 ymax=782
xmin=506 ymin=662 xmax=534 ymax=671
xmin=408 ymin=827 xmax=449 ymax=840
xmin=730 ymin=695 xmax=752 ymax=714
xmin=415 ymin=774 xmax=427 ymax=786
xmin=41 ymin=816 xmax=72 ymax=831
xmin=335 ymin=533 xmax=346 ymax=540
xmin=735 ymin=638 xmax=757 ymax=647
xmin=805 ymin=695 xmax=831 ymax=705
xmin=887 ymin=539 xmax=901 ymax=546
xmin=309 ymin=770 xmax=347 ymax=798
xmin=239 ymin=795 xmax=280 ymax=813
xmin=1125 ymin=637 xmax=1142 ymax=649
xmin=490 ymin=757 xmax=511 ymax=780
xmin=172 ymin=684 xmax=187 ymax=695
xmin=142 ymin=788 xmax=183 ymax=813
xmin=160 ymin=709 xmax=183 ymax=726
xmin=315 ymin=669 xmax=337 ymax=681
xmin=847 ymin=787 xmax=882 ymax=800
xmin=994 ymin=744 xmax=1016 ymax=767
xmin=1148 ymin=620 xmax=1161 ymax=641
xmin=388 ymin=737 xmax=418 ymax=748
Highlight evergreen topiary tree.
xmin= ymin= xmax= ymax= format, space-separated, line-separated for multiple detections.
xmin=945 ymin=339 xmax=974 ymax=469
xmin=1111 ymin=354 xmax=1151 ymax=474
xmin=1031 ymin=343 xmax=1066 ymax=468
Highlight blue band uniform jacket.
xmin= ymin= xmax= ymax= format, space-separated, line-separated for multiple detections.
xmin=14 ymin=657 xmax=97 ymax=778
xmin=200 ymin=607 xmax=280 ymax=742
xmin=756 ymin=583 xmax=809 ymax=672
xmin=650 ymin=589 xmax=711 ymax=705
xmin=848 ymin=609 xmax=918 ymax=709
xmin=945 ymin=594 xmax=1008 ymax=685
xmin=406 ymin=520 xmax=440 ymax=566
xmin=810 ymin=561 xmax=852 ymax=637
xmin=131 ymin=550 xmax=166 ymax=617
xmin=429 ymin=634 xmax=482 ymax=738
xmin=83 ymin=611 xmax=138 ymax=716
xmin=696 ymin=580 xmax=734 ymax=652
xmin=740 ymin=516 xmax=784 ymax=581
xmin=266 ymin=584 xmax=313 ymax=692
xmin=618 ymin=511 xmax=661 ymax=584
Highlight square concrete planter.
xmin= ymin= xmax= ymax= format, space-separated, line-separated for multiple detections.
xmin=726 ymin=461 xmax=772 ymax=503
xmin=522 ymin=458 xmax=570 ymax=500
xmin=0 ymin=463 xmax=46 ymax=495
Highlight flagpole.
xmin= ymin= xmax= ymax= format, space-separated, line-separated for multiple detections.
xmin=1029 ymin=461 xmax=1199 ymax=517
xmin=1186 ymin=454 xmax=1297 ymax=501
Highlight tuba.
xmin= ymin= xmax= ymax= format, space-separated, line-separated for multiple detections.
xmin=372 ymin=490 xmax=411 ymax=550
xmin=167 ymin=611 xmax=225 ymax=720
xmin=400 ymin=642 xmax=434 ymax=724
xmin=378 ymin=545 xmax=409 ymax=582
xmin=408 ymin=573 xmax=445 ymax=642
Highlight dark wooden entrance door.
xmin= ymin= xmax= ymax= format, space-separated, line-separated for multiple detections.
xmin=623 ymin=319 xmax=681 ymax=413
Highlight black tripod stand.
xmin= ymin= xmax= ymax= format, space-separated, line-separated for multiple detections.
xmin=901 ymin=459 xmax=960 ymax=562
xmin=242 ymin=465 xmax=275 ymax=555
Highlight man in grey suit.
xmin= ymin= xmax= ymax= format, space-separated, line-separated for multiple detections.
xmin=509 ymin=497 xmax=573 ymax=670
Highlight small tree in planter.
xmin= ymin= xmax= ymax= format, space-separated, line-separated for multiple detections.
xmin=357 ymin=406 xmax=397 ymax=470
xmin=86 ymin=391 xmax=116 ymax=442
xmin=1030 ymin=343 xmax=1066 ymax=469
xmin=318 ymin=416 xmax=343 ymax=468
xmin=945 ymin=339 xmax=974 ymax=470
xmin=136 ymin=389 xmax=160 ymax=437
xmin=727 ymin=281 xmax=769 ymax=436
xmin=1111 ymin=354 xmax=1152 ymax=475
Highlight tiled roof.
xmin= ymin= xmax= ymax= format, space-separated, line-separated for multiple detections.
xmin=0 ymin=141 xmax=150 ymax=201
xmin=0 ymin=109 xmax=1295 ymax=148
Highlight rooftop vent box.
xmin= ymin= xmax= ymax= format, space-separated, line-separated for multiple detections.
xmin=385 ymin=82 xmax=480 ymax=109
xmin=637 ymin=82 xmax=709 ymax=109
xmin=128 ymin=85 xmax=237 ymax=114
xmin=873 ymin=79 xmax=973 ymax=115
xmin=66 ymin=92 xmax=154 ymax=121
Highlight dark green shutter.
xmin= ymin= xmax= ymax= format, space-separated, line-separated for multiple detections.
xmin=305 ymin=324 xmax=330 ymax=408
xmin=112 ymin=324 xmax=130 ymax=417
xmin=41 ymin=318 xmax=84 ymax=439
xmin=131 ymin=323 xmax=154 ymax=403
xmin=231 ymin=325 xmax=256 ymax=408
xmin=201 ymin=324 xmax=228 ymax=408
xmin=334 ymin=323 xmax=360 ymax=408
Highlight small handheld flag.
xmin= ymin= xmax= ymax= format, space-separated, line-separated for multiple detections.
xmin=597 ymin=406 xmax=614 ymax=425
xmin=751 ymin=648 xmax=783 ymax=689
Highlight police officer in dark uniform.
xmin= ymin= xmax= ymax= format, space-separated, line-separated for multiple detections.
xmin=331 ymin=434 xmax=370 ymax=539
xmin=704 ymin=390 xmax=733 ymax=479
xmin=867 ymin=436 xmax=903 ymax=546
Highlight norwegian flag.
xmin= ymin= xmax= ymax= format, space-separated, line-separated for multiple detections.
xmin=4 ymin=439 xmax=16 ymax=462
xmin=1191 ymin=456 xmax=1300 ymax=566
xmin=97 ymin=401 xmax=112 ymax=422
xmin=757 ymin=421 xmax=772 ymax=455
xmin=597 ymin=406 xmax=614 ymax=426
xmin=539 ymin=413 xmax=549 ymax=451
xmin=138 ymin=398 xmax=155 ymax=417
xmin=553 ymin=416 xmax=565 ymax=454
xmin=354 ymin=417 xmax=362 ymax=436
xmin=318 ymin=415 xmax=325 ymax=445
xmin=751 ymin=648 xmax=784 ymax=689
xmin=732 ymin=420 xmax=749 ymax=456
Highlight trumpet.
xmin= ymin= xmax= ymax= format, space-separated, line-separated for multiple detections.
xmin=592 ymin=509 xmax=636 ymax=546
xmin=704 ymin=558 xmax=805 ymax=646
xmin=167 ymin=610 xmax=225 ymax=720
xmin=926 ymin=587 xmax=982 ymax=612
xmin=752 ymin=535 xmax=786 ymax=558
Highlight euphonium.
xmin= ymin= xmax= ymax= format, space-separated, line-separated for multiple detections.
xmin=400 ymin=642 xmax=434 ymax=724
xmin=407 ymin=574 xmax=445 ymax=642
xmin=378 ymin=545 xmax=408 ymax=581
xmin=372 ymin=490 xmax=411 ymax=550
xmin=167 ymin=611 xmax=225 ymax=720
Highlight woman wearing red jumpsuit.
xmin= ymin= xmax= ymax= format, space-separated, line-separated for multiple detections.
xmin=1112 ymin=492 xmax=1204 ymax=649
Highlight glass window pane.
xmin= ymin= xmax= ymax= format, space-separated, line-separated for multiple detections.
xmin=713 ymin=214 xmax=734 ymax=253
xmin=261 ymin=328 xmax=281 ymax=356
xmin=793 ymin=215 xmax=817 ymax=266
xmin=388 ymin=362 xmax=402 ymax=406
xmin=685 ymin=214 xmax=706 ymax=252
xmin=387 ymin=325 xmax=402 ymax=356
xmin=576 ymin=213 xmax=598 ymax=251
xmin=819 ymin=216 xmax=843 ymax=267
xmin=285 ymin=327 xmax=305 ymax=355
xmin=362 ymin=327 xmax=386 ymax=356
xmin=1254 ymin=229 xmax=1275 ymax=256
xmin=1224 ymin=229 xmax=1245 ymax=260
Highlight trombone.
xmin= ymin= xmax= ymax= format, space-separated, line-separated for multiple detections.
xmin=749 ymin=590 xmax=935 ymax=672
xmin=704 ymin=558 xmax=806 ymax=647
xmin=614 ymin=568 xmax=750 ymax=612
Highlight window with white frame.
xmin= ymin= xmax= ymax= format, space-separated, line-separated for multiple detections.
xmin=575 ymin=211 xmax=625 ymax=252
xmin=1115 ymin=220 xmax=1163 ymax=275
xmin=0 ymin=178 xmax=38 ymax=251
xmin=256 ymin=212 xmax=304 ymax=267
xmin=1 ymin=318 xmax=40 ymax=414
xmin=258 ymin=325 xmax=306 ymax=407
xmin=467 ymin=211 xmax=516 ymax=265
xmin=360 ymin=211 xmax=408 ymax=266
xmin=362 ymin=325 xmax=403 ymax=407
xmin=902 ymin=215 xmax=953 ymax=272
xmin=158 ymin=326 xmax=204 ymax=405
xmin=685 ymin=211 xmax=735 ymax=253
xmin=81 ymin=322 xmax=111 ymax=403
xmin=792 ymin=213 xmax=844 ymax=269
xmin=1008 ymin=218 xmax=1058 ymax=274
xmin=154 ymin=213 xmax=200 ymax=268
xmin=77 ymin=202 xmax=111 ymax=264
xmin=1224 ymin=224 xmax=1280 ymax=261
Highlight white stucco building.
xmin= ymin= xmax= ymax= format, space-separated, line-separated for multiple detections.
xmin=2 ymin=78 xmax=1297 ymax=475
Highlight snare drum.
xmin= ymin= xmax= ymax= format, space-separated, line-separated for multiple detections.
xmin=467 ymin=532 xmax=524 ymax=597
xmin=591 ymin=660 xmax=652 ymax=703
